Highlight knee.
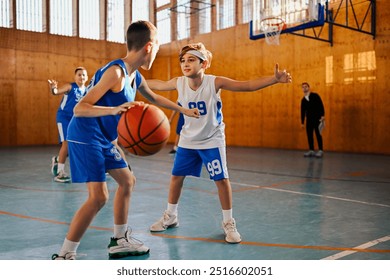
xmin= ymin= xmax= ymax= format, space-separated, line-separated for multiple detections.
xmin=91 ymin=193 xmax=109 ymax=210
xmin=122 ymin=174 xmax=136 ymax=194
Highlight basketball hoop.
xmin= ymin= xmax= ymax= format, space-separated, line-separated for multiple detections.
xmin=259 ymin=17 xmax=286 ymax=45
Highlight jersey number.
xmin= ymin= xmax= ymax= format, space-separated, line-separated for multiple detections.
xmin=207 ymin=159 xmax=222 ymax=176
xmin=188 ymin=101 xmax=207 ymax=115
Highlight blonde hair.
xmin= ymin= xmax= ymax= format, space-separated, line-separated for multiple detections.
xmin=179 ymin=42 xmax=212 ymax=69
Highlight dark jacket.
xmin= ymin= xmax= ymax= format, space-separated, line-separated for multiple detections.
xmin=301 ymin=92 xmax=324 ymax=125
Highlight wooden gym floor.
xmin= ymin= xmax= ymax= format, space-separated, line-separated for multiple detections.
xmin=0 ymin=145 xmax=389 ymax=260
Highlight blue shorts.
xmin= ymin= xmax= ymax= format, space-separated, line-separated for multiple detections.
xmin=68 ymin=141 xmax=127 ymax=183
xmin=172 ymin=147 xmax=229 ymax=181
xmin=56 ymin=114 xmax=72 ymax=143
xmin=176 ymin=113 xmax=184 ymax=135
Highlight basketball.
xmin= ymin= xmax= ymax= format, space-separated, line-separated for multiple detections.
xmin=118 ymin=103 xmax=170 ymax=156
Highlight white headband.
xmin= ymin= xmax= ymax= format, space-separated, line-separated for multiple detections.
xmin=186 ymin=50 xmax=207 ymax=61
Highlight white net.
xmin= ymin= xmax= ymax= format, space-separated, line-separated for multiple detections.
xmin=260 ymin=18 xmax=286 ymax=45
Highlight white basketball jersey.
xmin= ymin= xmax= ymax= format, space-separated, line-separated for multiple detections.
xmin=177 ymin=75 xmax=225 ymax=149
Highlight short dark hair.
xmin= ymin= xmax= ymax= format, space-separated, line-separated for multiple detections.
xmin=126 ymin=20 xmax=157 ymax=51
xmin=74 ymin=66 xmax=86 ymax=74
xmin=301 ymin=82 xmax=310 ymax=87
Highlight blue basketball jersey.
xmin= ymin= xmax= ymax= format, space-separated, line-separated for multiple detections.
xmin=57 ymin=82 xmax=86 ymax=117
xmin=67 ymin=59 xmax=141 ymax=147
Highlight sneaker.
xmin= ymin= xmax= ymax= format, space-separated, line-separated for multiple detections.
xmin=108 ymin=228 xmax=150 ymax=258
xmin=51 ymin=252 xmax=76 ymax=260
xmin=303 ymin=150 xmax=315 ymax=157
xmin=169 ymin=149 xmax=177 ymax=154
xmin=222 ymin=218 xmax=242 ymax=244
xmin=150 ymin=211 xmax=179 ymax=232
xmin=54 ymin=171 xmax=71 ymax=183
xmin=51 ymin=156 xmax=58 ymax=176
xmin=315 ymin=150 xmax=323 ymax=158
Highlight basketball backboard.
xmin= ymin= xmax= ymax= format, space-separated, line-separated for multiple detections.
xmin=250 ymin=0 xmax=326 ymax=40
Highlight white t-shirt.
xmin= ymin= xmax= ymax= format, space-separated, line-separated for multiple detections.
xmin=177 ymin=75 xmax=225 ymax=149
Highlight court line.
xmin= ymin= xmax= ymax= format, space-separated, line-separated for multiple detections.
xmin=2 ymin=172 xmax=390 ymax=209
xmin=1 ymin=210 xmax=390 ymax=255
xmin=321 ymin=235 xmax=390 ymax=259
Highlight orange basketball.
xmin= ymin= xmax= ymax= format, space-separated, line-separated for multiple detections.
xmin=118 ymin=103 xmax=170 ymax=156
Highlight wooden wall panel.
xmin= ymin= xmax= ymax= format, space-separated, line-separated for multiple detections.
xmin=0 ymin=1 xmax=389 ymax=155
xmin=147 ymin=2 xmax=390 ymax=155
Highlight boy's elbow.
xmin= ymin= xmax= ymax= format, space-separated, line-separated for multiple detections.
xmin=73 ymin=103 xmax=82 ymax=117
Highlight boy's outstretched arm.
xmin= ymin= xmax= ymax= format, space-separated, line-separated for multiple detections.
xmin=216 ymin=63 xmax=292 ymax=92
xmin=139 ymin=76 xmax=199 ymax=118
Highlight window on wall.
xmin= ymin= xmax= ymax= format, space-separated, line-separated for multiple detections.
xmin=79 ymin=0 xmax=101 ymax=40
xmin=199 ymin=0 xmax=212 ymax=34
xmin=176 ymin=0 xmax=190 ymax=40
xmin=156 ymin=0 xmax=170 ymax=6
xmin=107 ymin=0 xmax=124 ymax=43
xmin=132 ymin=0 xmax=149 ymax=22
xmin=157 ymin=8 xmax=171 ymax=44
xmin=242 ymin=0 xmax=253 ymax=23
xmin=50 ymin=0 xmax=73 ymax=36
xmin=217 ymin=0 xmax=235 ymax=30
xmin=16 ymin=0 xmax=44 ymax=32
xmin=0 ymin=0 xmax=12 ymax=28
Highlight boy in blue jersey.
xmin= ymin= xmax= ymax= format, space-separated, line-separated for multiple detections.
xmin=48 ymin=67 xmax=88 ymax=183
xmin=51 ymin=21 xmax=199 ymax=260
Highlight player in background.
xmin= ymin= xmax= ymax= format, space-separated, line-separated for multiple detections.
xmin=51 ymin=21 xmax=199 ymax=260
xmin=167 ymin=109 xmax=184 ymax=154
xmin=147 ymin=42 xmax=292 ymax=243
xmin=48 ymin=67 xmax=88 ymax=183
xmin=300 ymin=82 xmax=325 ymax=158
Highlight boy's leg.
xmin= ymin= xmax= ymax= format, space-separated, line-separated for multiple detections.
xmin=106 ymin=146 xmax=149 ymax=258
xmin=58 ymin=141 xmax=68 ymax=165
xmin=54 ymin=141 xmax=71 ymax=183
xmin=150 ymin=147 xmax=202 ymax=232
xmin=215 ymin=179 xmax=241 ymax=244
xmin=108 ymin=167 xmax=135 ymax=225
xmin=53 ymin=181 xmax=109 ymax=259
xmin=200 ymin=147 xmax=241 ymax=244
xmin=67 ymin=182 xmax=109 ymax=242
xmin=149 ymin=175 xmax=184 ymax=232
xmin=215 ymin=178 xmax=232 ymax=210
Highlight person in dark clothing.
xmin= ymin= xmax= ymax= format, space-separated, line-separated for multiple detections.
xmin=300 ymin=82 xmax=325 ymax=158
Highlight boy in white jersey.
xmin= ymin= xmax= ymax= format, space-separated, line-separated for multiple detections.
xmin=51 ymin=21 xmax=199 ymax=260
xmin=48 ymin=67 xmax=88 ymax=183
xmin=147 ymin=43 xmax=292 ymax=243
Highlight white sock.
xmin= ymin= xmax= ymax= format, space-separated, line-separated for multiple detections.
xmin=57 ymin=163 xmax=65 ymax=173
xmin=59 ymin=238 xmax=80 ymax=256
xmin=114 ymin=224 xmax=128 ymax=239
xmin=167 ymin=203 xmax=178 ymax=215
xmin=222 ymin=209 xmax=233 ymax=223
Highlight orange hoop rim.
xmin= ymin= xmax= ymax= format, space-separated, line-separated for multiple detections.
xmin=259 ymin=17 xmax=287 ymax=31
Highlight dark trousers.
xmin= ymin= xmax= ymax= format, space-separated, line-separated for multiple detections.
xmin=306 ymin=120 xmax=323 ymax=150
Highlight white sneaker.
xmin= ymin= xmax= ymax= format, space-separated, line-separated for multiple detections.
xmin=51 ymin=252 xmax=76 ymax=260
xmin=51 ymin=156 xmax=58 ymax=176
xmin=222 ymin=218 xmax=242 ymax=244
xmin=108 ymin=228 xmax=150 ymax=258
xmin=150 ymin=211 xmax=179 ymax=232
xmin=304 ymin=150 xmax=315 ymax=157
xmin=315 ymin=150 xmax=323 ymax=158
xmin=54 ymin=171 xmax=71 ymax=183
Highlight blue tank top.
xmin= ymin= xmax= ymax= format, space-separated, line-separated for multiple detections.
xmin=67 ymin=59 xmax=141 ymax=147
xmin=57 ymin=82 xmax=86 ymax=117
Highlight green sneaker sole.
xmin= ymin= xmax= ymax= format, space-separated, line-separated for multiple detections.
xmin=108 ymin=249 xmax=150 ymax=259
